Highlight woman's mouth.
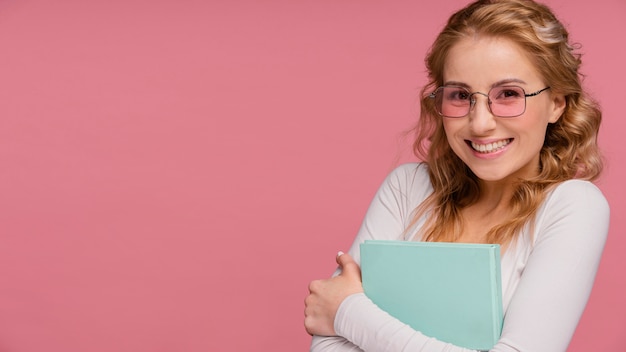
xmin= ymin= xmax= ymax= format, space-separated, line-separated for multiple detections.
xmin=468 ymin=139 xmax=512 ymax=153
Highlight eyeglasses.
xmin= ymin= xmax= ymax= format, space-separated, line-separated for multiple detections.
xmin=429 ymin=85 xmax=551 ymax=118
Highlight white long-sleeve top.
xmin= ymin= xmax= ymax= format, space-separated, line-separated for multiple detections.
xmin=311 ymin=163 xmax=610 ymax=352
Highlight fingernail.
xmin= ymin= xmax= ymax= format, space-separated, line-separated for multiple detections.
xmin=337 ymin=251 xmax=344 ymax=257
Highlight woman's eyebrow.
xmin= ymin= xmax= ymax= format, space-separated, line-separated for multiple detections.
xmin=443 ymin=81 xmax=470 ymax=88
xmin=491 ymin=78 xmax=527 ymax=87
xmin=442 ymin=79 xmax=528 ymax=89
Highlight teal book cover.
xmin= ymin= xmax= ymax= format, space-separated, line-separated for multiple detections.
xmin=360 ymin=240 xmax=503 ymax=350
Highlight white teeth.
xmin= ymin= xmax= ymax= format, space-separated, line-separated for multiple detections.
xmin=471 ymin=139 xmax=510 ymax=153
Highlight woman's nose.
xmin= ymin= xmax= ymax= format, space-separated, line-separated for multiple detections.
xmin=468 ymin=93 xmax=497 ymax=135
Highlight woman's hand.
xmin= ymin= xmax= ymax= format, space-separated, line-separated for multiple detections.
xmin=304 ymin=251 xmax=364 ymax=336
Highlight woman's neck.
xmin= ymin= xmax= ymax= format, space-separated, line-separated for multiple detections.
xmin=456 ymin=181 xmax=515 ymax=244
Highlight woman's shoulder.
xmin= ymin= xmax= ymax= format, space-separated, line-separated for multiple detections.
xmin=385 ymin=162 xmax=431 ymax=185
xmin=548 ymin=179 xmax=608 ymax=207
xmin=378 ymin=162 xmax=433 ymax=208
xmin=525 ymin=179 xmax=611 ymax=257
xmin=540 ymin=179 xmax=610 ymax=223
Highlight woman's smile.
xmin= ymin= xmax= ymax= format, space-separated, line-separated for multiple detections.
xmin=467 ymin=138 xmax=512 ymax=154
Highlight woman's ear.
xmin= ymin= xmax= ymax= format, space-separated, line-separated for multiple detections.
xmin=549 ymin=93 xmax=566 ymax=123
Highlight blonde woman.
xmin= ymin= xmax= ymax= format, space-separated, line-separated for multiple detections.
xmin=304 ymin=0 xmax=609 ymax=351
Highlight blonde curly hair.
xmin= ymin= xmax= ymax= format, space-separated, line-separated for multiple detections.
xmin=411 ymin=0 xmax=603 ymax=244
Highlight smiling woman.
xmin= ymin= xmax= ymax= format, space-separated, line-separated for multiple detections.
xmin=304 ymin=1 xmax=609 ymax=351
xmin=440 ymin=36 xmax=564 ymax=185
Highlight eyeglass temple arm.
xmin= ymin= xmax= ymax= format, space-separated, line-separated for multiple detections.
xmin=525 ymin=87 xmax=550 ymax=97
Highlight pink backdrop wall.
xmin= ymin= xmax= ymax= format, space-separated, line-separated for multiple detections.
xmin=0 ymin=0 xmax=624 ymax=351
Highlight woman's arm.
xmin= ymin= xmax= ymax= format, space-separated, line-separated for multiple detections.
xmin=310 ymin=172 xmax=609 ymax=351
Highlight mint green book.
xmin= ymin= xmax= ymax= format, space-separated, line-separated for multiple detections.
xmin=360 ymin=240 xmax=503 ymax=350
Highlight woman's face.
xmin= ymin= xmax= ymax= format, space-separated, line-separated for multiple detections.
xmin=441 ymin=36 xmax=565 ymax=184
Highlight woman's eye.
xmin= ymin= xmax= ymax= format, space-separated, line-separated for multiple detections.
xmin=494 ymin=88 xmax=522 ymax=99
xmin=448 ymin=89 xmax=470 ymax=100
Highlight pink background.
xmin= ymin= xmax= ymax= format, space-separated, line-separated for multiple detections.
xmin=0 ymin=0 xmax=624 ymax=351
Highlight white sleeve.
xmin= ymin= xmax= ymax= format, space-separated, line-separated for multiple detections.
xmin=312 ymin=177 xmax=609 ymax=352
xmin=492 ymin=181 xmax=609 ymax=351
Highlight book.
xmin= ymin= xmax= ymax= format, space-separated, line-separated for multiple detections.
xmin=360 ymin=240 xmax=503 ymax=350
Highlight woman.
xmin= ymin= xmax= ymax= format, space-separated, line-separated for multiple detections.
xmin=304 ymin=0 xmax=609 ymax=351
